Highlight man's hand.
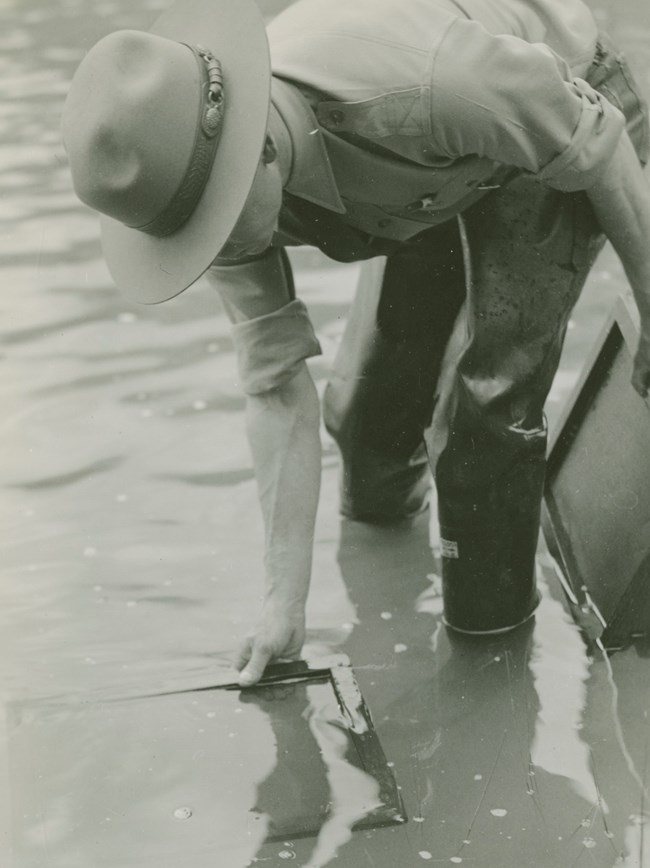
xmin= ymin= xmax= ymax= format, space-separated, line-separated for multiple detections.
xmin=235 ymin=602 xmax=306 ymax=687
xmin=632 ymin=330 xmax=650 ymax=398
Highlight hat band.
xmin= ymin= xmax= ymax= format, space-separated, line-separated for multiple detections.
xmin=134 ymin=44 xmax=225 ymax=238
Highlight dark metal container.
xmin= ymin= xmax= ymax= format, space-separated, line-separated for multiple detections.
xmin=543 ymin=293 xmax=650 ymax=649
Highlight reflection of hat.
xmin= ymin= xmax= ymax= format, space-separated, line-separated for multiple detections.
xmin=61 ymin=0 xmax=270 ymax=303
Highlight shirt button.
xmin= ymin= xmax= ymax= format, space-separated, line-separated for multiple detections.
xmin=329 ymin=109 xmax=345 ymax=125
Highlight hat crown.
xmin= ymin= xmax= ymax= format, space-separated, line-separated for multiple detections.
xmin=62 ymin=30 xmax=201 ymax=227
xmin=60 ymin=0 xmax=271 ymax=303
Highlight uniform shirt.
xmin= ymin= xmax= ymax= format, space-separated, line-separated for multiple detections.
xmin=210 ymin=0 xmax=625 ymax=394
xmin=269 ymin=0 xmax=622 ymax=202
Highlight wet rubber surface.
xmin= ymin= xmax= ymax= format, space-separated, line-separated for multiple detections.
xmin=2 ymin=0 xmax=650 ymax=865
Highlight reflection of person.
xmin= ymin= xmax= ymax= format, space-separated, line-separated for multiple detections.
xmin=239 ymin=683 xmax=332 ymax=843
xmin=62 ymin=0 xmax=650 ymax=684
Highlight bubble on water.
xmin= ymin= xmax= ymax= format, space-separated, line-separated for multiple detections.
xmin=582 ymin=838 xmax=596 ymax=849
xmin=581 ymin=818 xmax=592 ymax=828
xmin=380 ymin=612 xmax=393 ymax=620
xmin=140 ymin=408 xmax=153 ymax=418
xmin=93 ymin=585 xmax=103 ymax=592
xmin=418 ymin=853 xmax=432 ymax=861
xmin=278 ymin=851 xmax=296 ymax=860
xmin=474 ymin=774 xmax=483 ymax=781
xmin=207 ymin=712 xmax=216 ymax=719
xmin=118 ymin=312 xmax=136 ymax=323
xmin=115 ymin=494 xmax=128 ymax=503
xmin=413 ymin=816 xmax=425 ymax=823
xmin=83 ymin=546 xmax=97 ymax=557
xmin=173 ymin=807 xmax=192 ymax=820
xmin=450 ymin=858 xmax=463 ymax=864
xmin=494 ymin=656 xmax=501 ymax=662
xmin=394 ymin=644 xmax=408 ymax=653
xmin=193 ymin=400 xmax=207 ymax=411
xmin=126 ymin=601 xmax=138 ymax=608
xmin=490 ymin=809 xmax=508 ymax=818
xmin=386 ymin=761 xmax=395 ymax=768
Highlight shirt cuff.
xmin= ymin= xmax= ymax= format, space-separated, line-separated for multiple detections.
xmin=537 ymin=78 xmax=625 ymax=191
xmin=230 ymin=298 xmax=322 ymax=395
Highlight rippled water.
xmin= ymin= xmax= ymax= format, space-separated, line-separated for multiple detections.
xmin=2 ymin=0 xmax=650 ymax=866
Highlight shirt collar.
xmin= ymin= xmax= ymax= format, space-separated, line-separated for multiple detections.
xmin=271 ymin=76 xmax=347 ymax=215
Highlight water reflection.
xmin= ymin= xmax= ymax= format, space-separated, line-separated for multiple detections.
xmin=10 ymin=675 xmax=390 ymax=868
xmin=329 ymin=516 xmax=650 ymax=866
xmin=3 ymin=0 xmax=650 ymax=865
xmin=242 ymin=678 xmax=386 ymax=867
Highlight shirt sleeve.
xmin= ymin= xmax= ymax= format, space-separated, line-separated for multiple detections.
xmin=206 ymin=248 xmax=322 ymax=395
xmin=430 ymin=18 xmax=625 ymax=191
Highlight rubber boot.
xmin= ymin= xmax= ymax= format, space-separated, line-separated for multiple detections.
xmin=324 ymin=224 xmax=466 ymax=522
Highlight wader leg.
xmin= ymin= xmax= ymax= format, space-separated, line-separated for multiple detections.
xmin=323 ymin=224 xmax=466 ymax=522
xmin=428 ymin=178 xmax=605 ymax=633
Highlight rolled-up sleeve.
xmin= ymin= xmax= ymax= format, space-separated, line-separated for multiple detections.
xmin=207 ymin=250 xmax=322 ymax=395
xmin=430 ymin=18 xmax=625 ymax=191
xmin=536 ymin=77 xmax=625 ymax=190
xmin=230 ymin=299 xmax=322 ymax=394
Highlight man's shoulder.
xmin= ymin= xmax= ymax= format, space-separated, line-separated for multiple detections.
xmin=268 ymin=0 xmax=457 ymax=101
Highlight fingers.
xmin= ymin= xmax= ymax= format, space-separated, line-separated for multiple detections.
xmin=238 ymin=640 xmax=274 ymax=687
xmin=233 ymin=636 xmax=253 ymax=674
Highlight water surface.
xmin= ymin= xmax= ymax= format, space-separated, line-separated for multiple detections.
xmin=2 ymin=0 xmax=650 ymax=865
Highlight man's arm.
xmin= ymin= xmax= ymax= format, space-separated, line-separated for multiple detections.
xmin=206 ymin=249 xmax=322 ymax=686
xmin=585 ymin=129 xmax=650 ymax=397
xmin=238 ymin=364 xmax=321 ymax=685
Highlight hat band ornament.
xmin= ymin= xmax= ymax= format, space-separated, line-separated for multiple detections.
xmin=135 ymin=44 xmax=225 ymax=238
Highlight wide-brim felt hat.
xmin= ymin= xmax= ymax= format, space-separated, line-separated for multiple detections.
xmin=62 ymin=0 xmax=271 ymax=303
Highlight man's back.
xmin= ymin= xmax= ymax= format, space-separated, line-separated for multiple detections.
xmin=268 ymin=0 xmax=598 ymax=104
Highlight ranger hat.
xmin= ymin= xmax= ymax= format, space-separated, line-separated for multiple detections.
xmin=61 ymin=0 xmax=271 ymax=303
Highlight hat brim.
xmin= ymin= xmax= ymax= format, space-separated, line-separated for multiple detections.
xmin=100 ymin=0 xmax=271 ymax=304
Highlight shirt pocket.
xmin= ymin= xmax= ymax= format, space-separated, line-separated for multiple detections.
xmin=316 ymin=88 xmax=427 ymax=138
